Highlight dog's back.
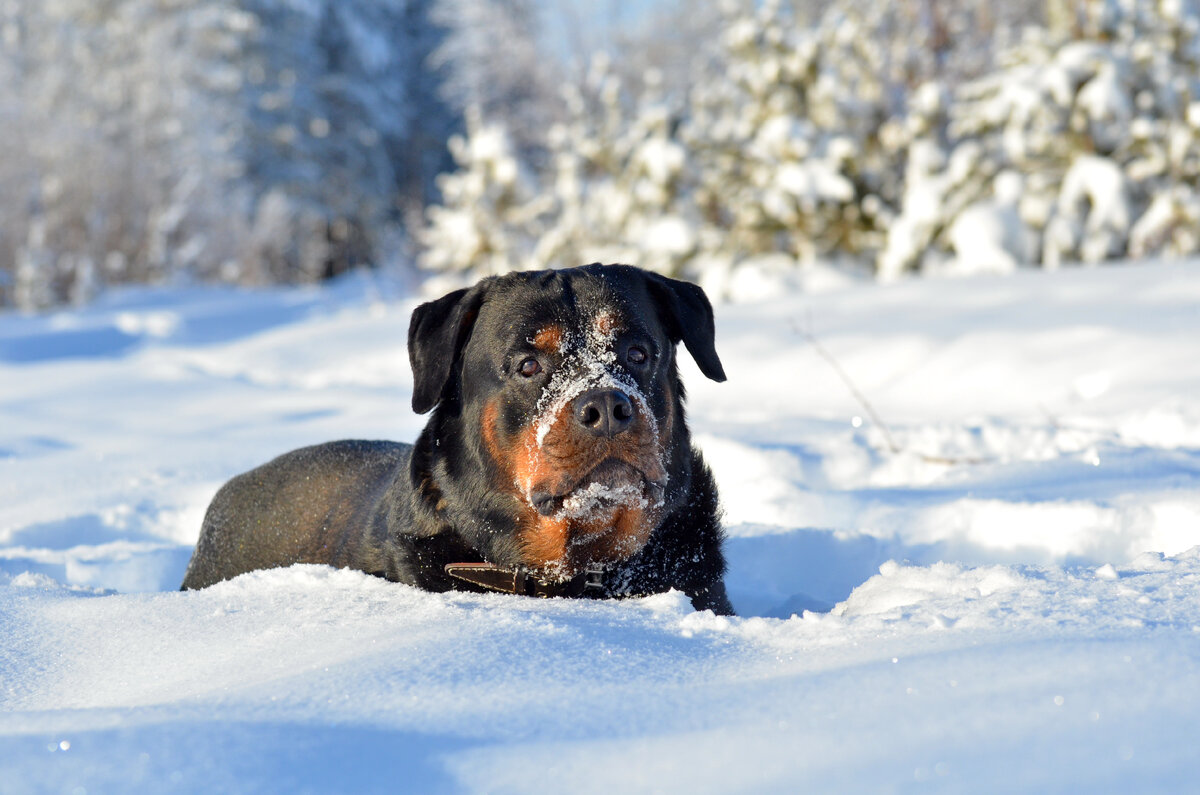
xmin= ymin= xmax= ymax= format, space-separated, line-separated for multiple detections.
xmin=181 ymin=440 xmax=411 ymax=590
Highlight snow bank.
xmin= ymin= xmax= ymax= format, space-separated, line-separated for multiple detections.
xmin=4 ymin=261 xmax=1200 ymax=791
xmin=4 ymin=553 xmax=1200 ymax=793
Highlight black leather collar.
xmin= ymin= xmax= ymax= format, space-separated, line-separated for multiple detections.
xmin=444 ymin=562 xmax=608 ymax=598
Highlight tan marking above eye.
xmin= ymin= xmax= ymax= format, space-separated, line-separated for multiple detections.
xmin=532 ymin=325 xmax=564 ymax=353
xmin=592 ymin=312 xmax=620 ymax=336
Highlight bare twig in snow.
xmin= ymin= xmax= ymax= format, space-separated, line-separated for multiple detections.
xmin=791 ymin=317 xmax=992 ymax=466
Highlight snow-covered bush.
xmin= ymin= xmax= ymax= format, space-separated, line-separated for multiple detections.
xmin=535 ymin=57 xmax=697 ymax=276
xmin=881 ymin=0 xmax=1200 ymax=276
xmin=419 ymin=108 xmax=550 ymax=275
xmin=419 ymin=0 xmax=904 ymax=288
xmin=420 ymin=55 xmax=698 ymax=278
xmin=682 ymin=0 xmax=898 ymax=278
xmin=416 ymin=0 xmax=1045 ymax=290
xmin=392 ymin=0 xmax=1200 ymax=286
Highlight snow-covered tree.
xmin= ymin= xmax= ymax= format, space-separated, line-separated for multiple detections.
xmin=431 ymin=0 xmax=555 ymax=159
xmin=418 ymin=107 xmax=551 ymax=276
xmin=419 ymin=54 xmax=697 ymax=278
xmin=418 ymin=0 xmax=1041 ymax=288
xmin=0 ymin=0 xmax=456 ymax=310
xmin=682 ymin=0 xmax=897 ymax=276
xmin=420 ymin=0 xmax=904 ymax=285
xmin=881 ymin=0 xmax=1200 ymax=275
xmin=533 ymin=56 xmax=696 ymax=276
xmin=419 ymin=0 xmax=1200 ymax=287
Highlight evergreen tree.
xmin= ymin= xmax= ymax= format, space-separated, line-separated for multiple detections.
xmin=419 ymin=55 xmax=697 ymax=278
xmin=682 ymin=0 xmax=895 ymax=273
xmin=535 ymin=56 xmax=695 ymax=276
xmin=431 ymin=0 xmax=554 ymax=158
xmin=0 ymin=0 xmax=456 ymax=310
xmin=416 ymin=0 xmax=1200 ymax=286
xmin=418 ymin=108 xmax=548 ymax=276
xmin=881 ymin=0 xmax=1200 ymax=275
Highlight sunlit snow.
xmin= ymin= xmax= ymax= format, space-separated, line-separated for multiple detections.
xmin=3 ymin=262 xmax=1200 ymax=792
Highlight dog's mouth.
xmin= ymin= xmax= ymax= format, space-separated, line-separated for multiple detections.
xmin=528 ymin=458 xmax=665 ymax=519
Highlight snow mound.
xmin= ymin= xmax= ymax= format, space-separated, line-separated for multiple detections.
xmin=5 ymin=261 xmax=1200 ymax=789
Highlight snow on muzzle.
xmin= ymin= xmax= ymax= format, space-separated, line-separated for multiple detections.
xmin=518 ymin=326 xmax=667 ymax=523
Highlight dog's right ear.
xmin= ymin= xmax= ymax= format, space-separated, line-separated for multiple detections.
xmin=408 ymin=285 xmax=486 ymax=414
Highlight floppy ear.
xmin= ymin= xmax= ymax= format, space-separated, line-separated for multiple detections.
xmin=645 ymin=273 xmax=727 ymax=382
xmin=407 ymin=285 xmax=486 ymax=414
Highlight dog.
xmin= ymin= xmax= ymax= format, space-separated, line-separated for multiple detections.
xmin=181 ymin=264 xmax=733 ymax=614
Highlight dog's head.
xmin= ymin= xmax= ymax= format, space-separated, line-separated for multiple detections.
xmin=408 ymin=264 xmax=725 ymax=578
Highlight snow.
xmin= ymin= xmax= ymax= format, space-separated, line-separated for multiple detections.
xmin=4 ymin=262 xmax=1200 ymax=791
xmin=944 ymin=171 xmax=1032 ymax=276
xmin=1045 ymin=155 xmax=1133 ymax=267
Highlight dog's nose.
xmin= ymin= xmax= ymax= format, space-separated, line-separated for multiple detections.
xmin=573 ymin=388 xmax=635 ymax=437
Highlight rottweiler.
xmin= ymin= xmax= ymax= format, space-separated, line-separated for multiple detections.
xmin=181 ymin=263 xmax=733 ymax=614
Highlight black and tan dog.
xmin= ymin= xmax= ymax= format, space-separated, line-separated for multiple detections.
xmin=181 ymin=263 xmax=733 ymax=613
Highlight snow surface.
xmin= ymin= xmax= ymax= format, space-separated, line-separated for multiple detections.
xmin=3 ymin=263 xmax=1200 ymax=792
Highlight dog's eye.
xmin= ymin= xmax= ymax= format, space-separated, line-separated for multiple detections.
xmin=518 ymin=357 xmax=542 ymax=378
xmin=627 ymin=346 xmax=648 ymax=365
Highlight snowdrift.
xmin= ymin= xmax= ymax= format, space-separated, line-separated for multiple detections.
xmin=3 ymin=262 xmax=1200 ymax=792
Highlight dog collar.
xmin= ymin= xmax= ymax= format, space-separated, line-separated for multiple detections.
xmin=444 ymin=562 xmax=608 ymax=599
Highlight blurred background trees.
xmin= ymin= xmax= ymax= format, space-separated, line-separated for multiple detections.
xmin=4 ymin=0 xmax=1200 ymax=309
xmin=423 ymin=0 xmax=1200 ymax=298
xmin=0 ymin=0 xmax=454 ymax=308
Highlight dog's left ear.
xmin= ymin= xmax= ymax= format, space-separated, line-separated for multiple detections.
xmin=645 ymin=273 xmax=727 ymax=382
xmin=408 ymin=284 xmax=486 ymax=413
